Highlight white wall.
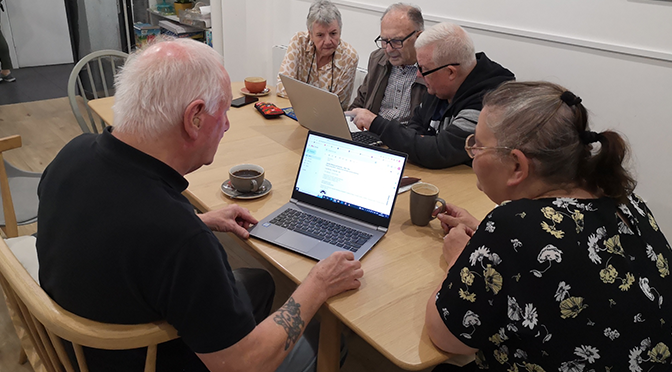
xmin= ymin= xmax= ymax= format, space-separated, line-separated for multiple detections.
xmin=219 ymin=0 xmax=672 ymax=233
xmin=1 ymin=0 xmax=73 ymax=67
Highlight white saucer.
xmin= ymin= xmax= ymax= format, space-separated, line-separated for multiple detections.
xmin=240 ymin=87 xmax=270 ymax=97
xmin=221 ymin=179 xmax=272 ymax=199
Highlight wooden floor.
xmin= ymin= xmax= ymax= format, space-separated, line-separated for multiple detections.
xmin=0 ymin=98 xmax=437 ymax=372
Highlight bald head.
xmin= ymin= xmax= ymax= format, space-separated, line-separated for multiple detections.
xmin=379 ymin=3 xmax=424 ymax=66
xmin=381 ymin=3 xmax=424 ymax=31
xmin=113 ymin=38 xmax=231 ymax=142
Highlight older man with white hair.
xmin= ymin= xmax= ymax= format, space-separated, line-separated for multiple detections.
xmin=37 ymin=38 xmax=361 ymax=372
xmin=348 ymin=22 xmax=514 ymax=169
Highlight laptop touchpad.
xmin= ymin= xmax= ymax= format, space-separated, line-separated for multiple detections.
xmin=276 ymin=232 xmax=319 ymax=253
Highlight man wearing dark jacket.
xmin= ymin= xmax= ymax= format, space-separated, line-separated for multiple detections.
xmin=347 ymin=22 xmax=514 ymax=169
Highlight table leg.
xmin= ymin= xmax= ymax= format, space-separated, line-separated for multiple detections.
xmin=316 ymin=306 xmax=341 ymax=372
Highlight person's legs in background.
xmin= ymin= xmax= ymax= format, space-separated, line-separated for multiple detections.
xmin=0 ymin=29 xmax=16 ymax=82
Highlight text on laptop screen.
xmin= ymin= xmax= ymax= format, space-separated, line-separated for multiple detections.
xmin=295 ymin=133 xmax=405 ymax=219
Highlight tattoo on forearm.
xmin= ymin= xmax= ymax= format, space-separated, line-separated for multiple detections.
xmin=273 ymin=297 xmax=305 ymax=350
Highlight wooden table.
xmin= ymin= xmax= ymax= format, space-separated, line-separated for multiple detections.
xmin=89 ymin=82 xmax=495 ymax=371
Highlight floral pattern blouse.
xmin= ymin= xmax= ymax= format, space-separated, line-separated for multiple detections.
xmin=436 ymin=195 xmax=672 ymax=371
xmin=276 ymin=31 xmax=359 ymax=110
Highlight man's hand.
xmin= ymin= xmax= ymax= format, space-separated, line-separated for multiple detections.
xmin=198 ymin=205 xmax=258 ymax=239
xmin=344 ymin=108 xmax=377 ymax=131
xmin=434 ymin=203 xmax=480 ymax=234
xmin=442 ymin=224 xmax=474 ymax=269
xmin=305 ymin=251 xmax=363 ymax=302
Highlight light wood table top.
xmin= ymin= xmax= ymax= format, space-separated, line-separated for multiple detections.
xmin=89 ymin=82 xmax=495 ymax=371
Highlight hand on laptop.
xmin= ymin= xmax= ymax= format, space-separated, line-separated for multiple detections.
xmin=305 ymin=251 xmax=363 ymax=301
xmin=345 ymin=108 xmax=377 ymax=131
xmin=199 ymin=205 xmax=258 ymax=239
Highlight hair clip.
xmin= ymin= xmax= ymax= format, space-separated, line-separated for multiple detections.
xmin=579 ymin=130 xmax=601 ymax=144
xmin=560 ymin=91 xmax=582 ymax=106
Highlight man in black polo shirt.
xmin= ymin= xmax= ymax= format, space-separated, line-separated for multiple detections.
xmin=37 ymin=38 xmax=363 ymax=372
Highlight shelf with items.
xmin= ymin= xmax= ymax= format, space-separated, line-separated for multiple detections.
xmin=145 ymin=8 xmax=212 ymax=46
xmin=147 ymin=8 xmax=210 ymax=30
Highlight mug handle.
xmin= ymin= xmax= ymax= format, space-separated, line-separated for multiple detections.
xmin=430 ymin=198 xmax=447 ymax=220
xmin=250 ymin=179 xmax=259 ymax=192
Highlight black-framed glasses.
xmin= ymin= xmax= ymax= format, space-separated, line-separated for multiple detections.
xmin=415 ymin=62 xmax=461 ymax=77
xmin=374 ymin=30 xmax=418 ymax=50
xmin=464 ymin=134 xmax=513 ymax=158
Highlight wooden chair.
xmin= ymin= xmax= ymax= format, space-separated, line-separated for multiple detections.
xmin=67 ymin=50 xmax=128 ymax=133
xmin=0 ymin=238 xmax=180 ymax=372
xmin=0 ymin=135 xmax=41 ymax=240
xmin=0 ymin=134 xmax=179 ymax=371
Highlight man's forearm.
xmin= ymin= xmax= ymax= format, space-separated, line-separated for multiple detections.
xmin=197 ymin=278 xmax=326 ymax=372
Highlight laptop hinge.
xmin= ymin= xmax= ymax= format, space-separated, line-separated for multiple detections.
xmin=291 ymin=199 xmax=381 ymax=231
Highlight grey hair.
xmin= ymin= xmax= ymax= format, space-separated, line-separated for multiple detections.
xmin=415 ymin=22 xmax=475 ymax=67
xmin=112 ymin=37 xmax=230 ymax=142
xmin=482 ymin=81 xmax=636 ymax=201
xmin=306 ymin=0 xmax=342 ymax=31
xmin=381 ymin=3 xmax=424 ymax=31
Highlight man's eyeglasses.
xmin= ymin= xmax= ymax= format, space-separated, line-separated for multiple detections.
xmin=464 ymin=134 xmax=513 ymax=158
xmin=415 ymin=62 xmax=461 ymax=77
xmin=374 ymin=30 xmax=418 ymax=50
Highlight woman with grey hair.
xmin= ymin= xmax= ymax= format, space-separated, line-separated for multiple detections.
xmin=427 ymin=81 xmax=671 ymax=371
xmin=277 ymin=0 xmax=358 ymax=109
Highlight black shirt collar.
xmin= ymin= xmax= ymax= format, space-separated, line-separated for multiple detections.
xmin=97 ymin=126 xmax=189 ymax=192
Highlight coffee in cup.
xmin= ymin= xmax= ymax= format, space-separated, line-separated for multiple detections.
xmin=410 ymin=183 xmax=446 ymax=226
xmin=244 ymin=77 xmax=267 ymax=94
xmin=229 ymin=164 xmax=265 ymax=193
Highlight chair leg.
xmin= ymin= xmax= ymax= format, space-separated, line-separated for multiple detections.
xmin=19 ymin=347 xmax=28 ymax=364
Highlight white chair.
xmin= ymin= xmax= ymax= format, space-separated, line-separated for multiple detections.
xmin=67 ymin=50 xmax=128 ymax=134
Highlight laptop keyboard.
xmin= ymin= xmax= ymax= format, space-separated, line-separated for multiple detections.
xmin=351 ymin=131 xmax=382 ymax=146
xmin=270 ymin=209 xmax=373 ymax=252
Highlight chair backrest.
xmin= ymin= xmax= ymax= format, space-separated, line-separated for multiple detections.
xmin=67 ymin=50 xmax=128 ymax=134
xmin=0 ymin=239 xmax=179 ymax=372
xmin=0 ymin=135 xmax=22 ymax=238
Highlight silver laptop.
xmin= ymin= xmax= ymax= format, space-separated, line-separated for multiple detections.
xmin=249 ymin=131 xmax=407 ymax=261
xmin=279 ymin=74 xmax=383 ymax=146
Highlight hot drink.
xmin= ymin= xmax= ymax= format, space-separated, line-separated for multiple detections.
xmin=410 ymin=183 xmax=446 ymax=226
xmin=229 ymin=163 xmax=265 ymax=193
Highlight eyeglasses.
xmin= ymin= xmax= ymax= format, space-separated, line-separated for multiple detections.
xmin=415 ymin=62 xmax=461 ymax=77
xmin=464 ymin=134 xmax=513 ymax=158
xmin=374 ymin=30 xmax=418 ymax=50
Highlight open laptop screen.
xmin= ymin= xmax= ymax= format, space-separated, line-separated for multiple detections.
xmin=292 ymin=131 xmax=406 ymax=227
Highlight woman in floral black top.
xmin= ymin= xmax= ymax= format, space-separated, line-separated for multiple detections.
xmin=426 ymin=81 xmax=671 ymax=372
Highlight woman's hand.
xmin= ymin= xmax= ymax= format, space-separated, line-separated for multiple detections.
xmin=442 ymin=224 xmax=474 ymax=269
xmin=435 ymin=203 xmax=480 ymax=234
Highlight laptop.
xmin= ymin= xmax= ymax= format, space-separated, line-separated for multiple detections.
xmin=279 ymin=74 xmax=383 ymax=146
xmin=249 ymin=131 xmax=407 ymax=261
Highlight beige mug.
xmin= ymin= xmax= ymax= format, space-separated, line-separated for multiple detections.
xmin=244 ymin=77 xmax=267 ymax=94
xmin=410 ymin=183 xmax=446 ymax=226
xmin=229 ymin=164 xmax=265 ymax=193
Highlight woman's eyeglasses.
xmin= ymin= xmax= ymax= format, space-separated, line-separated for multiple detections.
xmin=374 ymin=30 xmax=418 ymax=50
xmin=464 ymin=134 xmax=513 ymax=158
